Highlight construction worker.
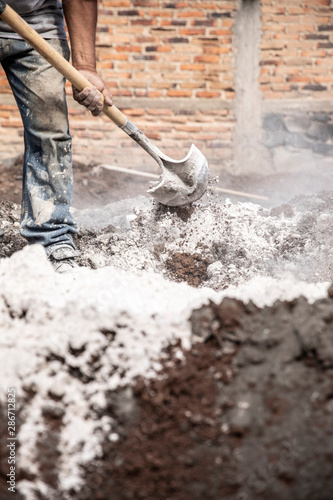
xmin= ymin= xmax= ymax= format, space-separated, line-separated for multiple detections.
xmin=0 ymin=0 xmax=112 ymax=272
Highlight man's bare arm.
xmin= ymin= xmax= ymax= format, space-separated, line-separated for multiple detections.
xmin=62 ymin=0 xmax=112 ymax=115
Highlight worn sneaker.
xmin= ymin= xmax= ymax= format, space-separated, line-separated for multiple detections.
xmin=48 ymin=244 xmax=79 ymax=274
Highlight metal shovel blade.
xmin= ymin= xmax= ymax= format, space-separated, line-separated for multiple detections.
xmin=121 ymin=121 xmax=209 ymax=206
xmin=147 ymin=144 xmax=209 ymax=206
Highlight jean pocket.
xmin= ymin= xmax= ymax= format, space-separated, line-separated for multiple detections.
xmin=47 ymin=38 xmax=70 ymax=62
xmin=0 ymin=38 xmax=11 ymax=60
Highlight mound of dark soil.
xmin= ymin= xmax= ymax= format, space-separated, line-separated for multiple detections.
xmin=75 ymin=293 xmax=333 ymax=500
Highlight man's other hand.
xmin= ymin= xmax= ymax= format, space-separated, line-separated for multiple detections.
xmin=73 ymin=70 xmax=113 ymax=116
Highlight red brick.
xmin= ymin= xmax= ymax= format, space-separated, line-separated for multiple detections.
xmin=115 ymin=45 xmax=142 ymax=52
xmin=157 ymin=46 xmax=173 ymax=52
xmin=135 ymin=36 xmax=158 ymax=43
xmin=133 ymin=0 xmax=159 ymax=5
xmin=271 ymin=84 xmax=292 ymax=91
xmin=274 ymin=66 xmax=300 ymax=75
xmin=209 ymin=29 xmax=232 ymax=36
xmin=203 ymin=46 xmax=230 ymax=54
xmin=121 ymin=26 xmax=146 ymax=34
xmin=287 ymin=76 xmax=312 ymax=83
xmin=179 ymin=28 xmax=206 ymax=35
xmin=259 ymin=75 xmax=284 ymax=83
xmin=106 ymin=35 xmax=131 ymax=43
xmin=303 ymin=0 xmax=330 ymax=4
xmin=196 ymin=133 xmax=218 ymax=140
xmin=316 ymin=58 xmax=333 ymax=65
xmin=287 ymin=25 xmax=315 ymax=32
xmin=100 ymin=17 xmax=128 ymax=26
xmin=260 ymin=59 xmax=282 ymax=66
xmin=104 ymin=1 xmax=130 ymax=6
xmin=260 ymin=41 xmax=285 ymax=50
xmin=274 ymin=33 xmax=299 ymax=40
xmin=145 ymin=131 xmax=161 ymax=140
xmin=261 ymin=6 xmax=285 ymax=14
xmin=166 ymin=90 xmax=193 ymax=97
xmin=162 ymin=1 xmax=189 ymax=6
xmin=301 ymin=50 xmax=327 ymax=57
xmin=195 ymin=91 xmax=221 ymax=98
xmin=160 ymin=20 xmax=187 ymax=27
xmin=194 ymin=55 xmax=221 ymax=63
xmin=109 ymin=54 xmax=129 ymax=61
xmin=180 ymin=63 xmax=205 ymax=71
xmin=262 ymin=25 xmax=285 ymax=32
xmin=119 ymin=108 xmax=145 ymax=116
xmin=178 ymin=11 xmax=205 ymax=18
xmin=180 ymin=82 xmax=206 ymax=89
xmin=1 ymin=120 xmax=23 ymax=127
xmin=147 ymin=10 xmax=173 ymax=17
xmin=270 ymin=15 xmax=298 ymax=23
xmin=287 ymin=7 xmax=310 ymax=14
xmin=131 ymin=19 xmax=158 ymax=26
xmin=314 ymin=75 xmax=333 ymax=82
xmin=260 ymin=84 xmax=271 ymax=92
xmin=0 ymin=105 xmax=18 ymax=111
xmin=150 ymin=81 xmax=172 ymax=89
xmin=100 ymin=62 xmax=114 ymax=69
xmin=214 ymin=2 xmax=236 ymax=9
xmin=191 ymin=2 xmax=218 ymax=8
xmin=307 ymin=67 xmax=331 ymax=74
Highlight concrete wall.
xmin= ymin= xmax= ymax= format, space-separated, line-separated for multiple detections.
xmin=0 ymin=0 xmax=333 ymax=176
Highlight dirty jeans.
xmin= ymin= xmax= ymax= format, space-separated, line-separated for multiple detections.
xmin=0 ymin=38 xmax=77 ymax=254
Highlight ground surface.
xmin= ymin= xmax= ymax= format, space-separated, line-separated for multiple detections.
xmin=1 ymin=157 xmax=333 ymax=500
xmin=2 ymin=155 xmax=333 ymax=210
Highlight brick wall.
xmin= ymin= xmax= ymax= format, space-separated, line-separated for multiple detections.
xmin=95 ymin=0 xmax=236 ymax=100
xmin=0 ymin=0 xmax=238 ymax=173
xmin=260 ymin=0 xmax=333 ymax=100
xmin=1 ymin=0 xmax=333 ymax=177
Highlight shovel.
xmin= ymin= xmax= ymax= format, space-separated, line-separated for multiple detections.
xmin=0 ymin=0 xmax=209 ymax=207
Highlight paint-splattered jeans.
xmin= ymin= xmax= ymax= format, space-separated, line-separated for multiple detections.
xmin=0 ymin=38 xmax=77 ymax=254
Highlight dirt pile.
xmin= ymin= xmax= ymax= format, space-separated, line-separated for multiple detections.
xmin=78 ymin=294 xmax=333 ymax=500
xmin=0 ymin=245 xmax=220 ymax=500
xmin=0 ymin=189 xmax=316 ymax=291
xmin=74 ymin=191 xmax=333 ymax=289
xmin=1 ymin=258 xmax=332 ymax=499
xmin=1 ymin=192 xmax=331 ymax=299
xmin=1 ymin=190 xmax=333 ymax=499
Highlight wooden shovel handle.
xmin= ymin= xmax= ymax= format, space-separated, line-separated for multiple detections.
xmin=0 ymin=1 xmax=127 ymax=127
